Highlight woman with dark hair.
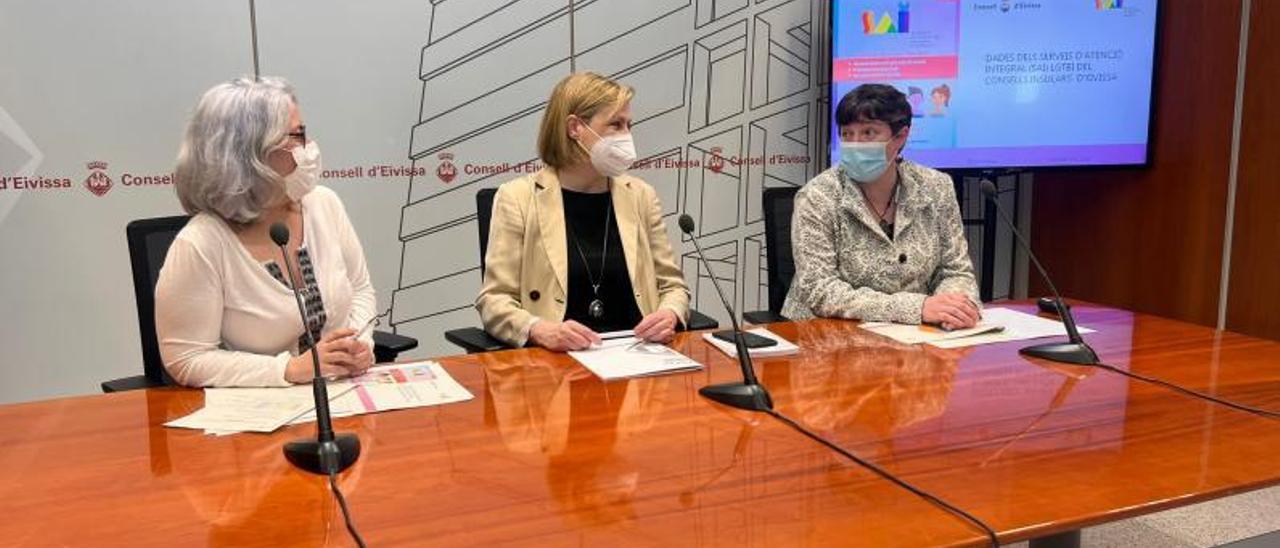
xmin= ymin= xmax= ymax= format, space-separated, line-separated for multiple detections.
xmin=780 ymin=83 xmax=980 ymax=329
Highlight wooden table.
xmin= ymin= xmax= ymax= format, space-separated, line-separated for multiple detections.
xmin=1 ymin=302 xmax=1279 ymax=546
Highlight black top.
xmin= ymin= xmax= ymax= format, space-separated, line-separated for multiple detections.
xmin=561 ymin=187 xmax=642 ymax=332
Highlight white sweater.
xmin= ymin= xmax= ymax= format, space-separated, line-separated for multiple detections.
xmin=155 ymin=186 xmax=376 ymax=387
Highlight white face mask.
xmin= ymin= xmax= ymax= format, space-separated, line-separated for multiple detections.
xmin=578 ymin=123 xmax=637 ymax=177
xmin=283 ymin=140 xmax=321 ymax=202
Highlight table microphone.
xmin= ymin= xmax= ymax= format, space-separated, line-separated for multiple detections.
xmin=269 ymin=222 xmax=362 ymax=474
xmin=979 ymin=180 xmax=1098 ymax=365
xmin=678 ymin=214 xmax=772 ymax=411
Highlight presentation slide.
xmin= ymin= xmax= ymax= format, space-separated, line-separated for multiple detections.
xmin=831 ymin=0 xmax=1159 ymax=169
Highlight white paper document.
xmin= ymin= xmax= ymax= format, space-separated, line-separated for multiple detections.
xmin=859 ymin=307 xmax=1095 ymax=349
xmin=702 ymin=328 xmax=800 ymax=358
xmin=165 ymin=385 xmax=332 ymax=434
xmin=859 ymin=321 xmax=1006 ymax=345
xmin=165 ymin=360 xmax=473 ymax=435
xmin=927 ymin=307 xmax=1095 ymax=348
xmin=568 ymin=337 xmax=703 ymax=381
xmin=319 ymin=360 xmax=474 ymax=417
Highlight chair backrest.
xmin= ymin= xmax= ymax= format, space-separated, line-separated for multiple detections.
xmin=476 ymin=187 xmax=497 ymax=277
xmin=473 ymin=185 xmax=800 ymax=313
xmin=126 ymin=215 xmax=190 ymax=385
xmin=762 ymin=186 xmax=800 ymax=315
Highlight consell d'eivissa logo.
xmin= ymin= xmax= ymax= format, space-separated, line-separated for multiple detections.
xmin=84 ymin=161 xmax=113 ymax=197
xmin=436 ymin=152 xmax=457 ymax=183
xmin=4 ymin=159 xmax=438 ymax=195
xmin=5 ymin=152 xmax=812 ymax=195
xmin=708 ymin=146 xmax=725 ymax=174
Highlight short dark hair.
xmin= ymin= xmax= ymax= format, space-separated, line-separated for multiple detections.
xmin=835 ymin=83 xmax=912 ymax=135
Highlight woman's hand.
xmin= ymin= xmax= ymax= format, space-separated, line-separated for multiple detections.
xmin=922 ymin=293 xmax=981 ymax=331
xmin=284 ymin=328 xmax=369 ymax=383
xmin=348 ymin=337 xmax=374 ymax=373
xmin=634 ymin=308 xmax=679 ymax=343
xmin=529 ymin=320 xmax=602 ymax=351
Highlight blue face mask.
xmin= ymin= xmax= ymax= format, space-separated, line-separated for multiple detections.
xmin=839 ymin=141 xmax=892 ymax=183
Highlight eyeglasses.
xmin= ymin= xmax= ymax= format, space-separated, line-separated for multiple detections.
xmin=286 ymin=125 xmax=307 ymax=146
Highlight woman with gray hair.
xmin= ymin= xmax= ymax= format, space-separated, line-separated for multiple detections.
xmin=155 ymin=76 xmax=376 ymax=387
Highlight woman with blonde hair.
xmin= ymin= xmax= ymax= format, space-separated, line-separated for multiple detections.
xmin=476 ymin=72 xmax=690 ymax=351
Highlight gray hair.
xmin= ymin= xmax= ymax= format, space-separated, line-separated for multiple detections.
xmin=174 ymin=76 xmax=297 ymax=224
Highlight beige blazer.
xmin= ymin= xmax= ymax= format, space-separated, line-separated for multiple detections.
xmin=476 ymin=168 xmax=690 ymax=347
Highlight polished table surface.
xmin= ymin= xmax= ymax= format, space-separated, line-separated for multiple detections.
xmin=2 ymin=302 xmax=1280 ymax=546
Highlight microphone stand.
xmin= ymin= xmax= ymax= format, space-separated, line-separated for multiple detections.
xmin=679 ymin=215 xmax=773 ymax=411
xmin=980 ymin=180 xmax=1098 ymax=365
xmin=270 ymin=223 xmax=362 ymax=474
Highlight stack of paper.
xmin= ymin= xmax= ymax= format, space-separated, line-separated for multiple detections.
xmin=165 ymin=360 xmax=473 ymax=435
xmin=568 ymin=337 xmax=703 ymax=381
xmin=928 ymin=307 xmax=1096 ymax=349
xmin=859 ymin=321 xmax=1005 ymax=345
xmin=165 ymin=386 xmax=322 ymax=434
xmin=701 ymin=328 xmax=799 ymax=358
xmin=858 ymin=307 xmax=1095 ymax=349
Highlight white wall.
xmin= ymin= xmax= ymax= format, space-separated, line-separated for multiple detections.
xmin=0 ymin=0 xmax=837 ymax=404
xmin=0 ymin=1 xmax=254 ymax=403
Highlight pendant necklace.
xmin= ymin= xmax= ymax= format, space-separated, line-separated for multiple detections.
xmin=569 ymin=198 xmax=613 ymax=319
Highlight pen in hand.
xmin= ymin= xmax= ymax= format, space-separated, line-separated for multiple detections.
xmin=353 ymin=315 xmax=378 ymax=340
xmin=324 ymin=318 xmax=378 ymax=382
xmin=352 ymin=306 xmax=394 ymax=341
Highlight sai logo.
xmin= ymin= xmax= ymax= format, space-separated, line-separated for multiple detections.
xmin=1095 ymin=0 xmax=1124 ymax=9
xmin=862 ymin=1 xmax=910 ymax=35
xmin=707 ymin=146 xmax=725 ymax=174
xmin=436 ymin=152 xmax=457 ymax=184
xmin=84 ymin=161 xmax=113 ymax=197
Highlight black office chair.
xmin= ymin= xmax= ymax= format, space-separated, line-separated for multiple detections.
xmin=101 ymin=215 xmax=419 ymax=393
xmin=442 ymin=190 xmax=507 ymax=353
xmin=444 ymin=188 xmax=720 ymax=354
xmin=742 ymin=186 xmax=800 ymax=325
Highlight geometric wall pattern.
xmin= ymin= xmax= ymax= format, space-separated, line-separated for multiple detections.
xmin=392 ymin=0 xmax=832 ymax=341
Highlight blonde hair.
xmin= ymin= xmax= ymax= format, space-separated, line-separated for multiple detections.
xmin=537 ymin=72 xmax=634 ymax=169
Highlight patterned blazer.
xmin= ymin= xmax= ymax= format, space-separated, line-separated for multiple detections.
xmin=780 ymin=160 xmax=980 ymax=323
